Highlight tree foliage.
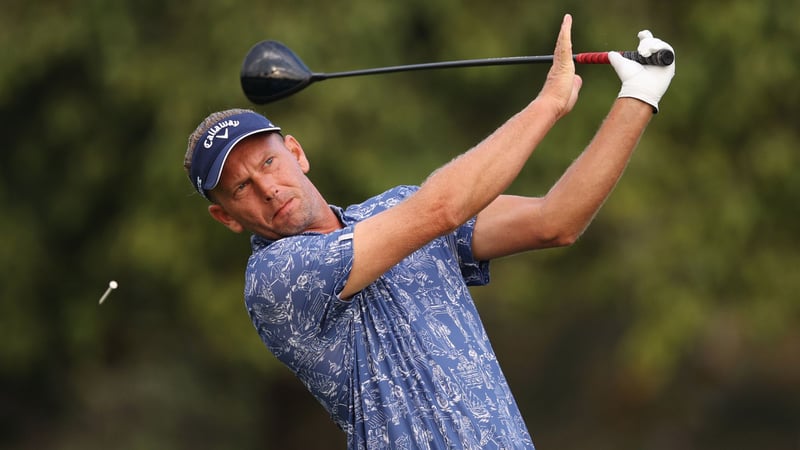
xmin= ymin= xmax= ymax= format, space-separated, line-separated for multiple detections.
xmin=1 ymin=0 xmax=798 ymax=449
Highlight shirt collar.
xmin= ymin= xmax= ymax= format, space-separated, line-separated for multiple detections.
xmin=250 ymin=204 xmax=346 ymax=250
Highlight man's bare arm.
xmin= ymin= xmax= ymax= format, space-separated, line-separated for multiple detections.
xmin=472 ymin=97 xmax=653 ymax=261
xmin=339 ymin=14 xmax=581 ymax=299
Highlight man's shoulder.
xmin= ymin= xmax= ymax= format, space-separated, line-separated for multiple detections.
xmin=249 ymin=232 xmax=335 ymax=257
xmin=342 ymin=185 xmax=419 ymax=222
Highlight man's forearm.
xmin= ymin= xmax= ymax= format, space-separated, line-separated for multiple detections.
xmin=408 ymin=14 xmax=579 ymax=235
xmin=540 ymin=97 xmax=653 ymax=239
xmin=417 ymin=97 xmax=563 ymax=230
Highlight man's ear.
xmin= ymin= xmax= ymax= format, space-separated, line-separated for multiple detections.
xmin=283 ymin=134 xmax=310 ymax=173
xmin=208 ymin=204 xmax=245 ymax=233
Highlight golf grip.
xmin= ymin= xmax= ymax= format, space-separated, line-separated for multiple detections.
xmin=575 ymin=49 xmax=674 ymax=66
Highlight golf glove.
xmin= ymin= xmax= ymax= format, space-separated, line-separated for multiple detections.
xmin=609 ymin=30 xmax=675 ymax=113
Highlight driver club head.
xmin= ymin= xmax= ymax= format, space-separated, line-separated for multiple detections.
xmin=240 ymin=40 xmax=315 ymax=104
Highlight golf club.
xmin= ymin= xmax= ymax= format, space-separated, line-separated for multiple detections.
xmin=241 ymin=40 xmax=675 ymax=104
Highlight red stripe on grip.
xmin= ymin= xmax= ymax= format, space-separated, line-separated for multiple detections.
xmin=574 ymin=52 xmax=611 ymax=64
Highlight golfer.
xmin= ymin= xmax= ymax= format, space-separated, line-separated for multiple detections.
xmin=184 ymin=15 xmax=674 ymax=449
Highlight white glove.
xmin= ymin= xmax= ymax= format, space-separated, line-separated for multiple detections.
xmin=608 ymin=30 xmax=675 ymax=113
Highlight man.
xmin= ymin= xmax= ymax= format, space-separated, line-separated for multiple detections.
xmin=184 ymin=15 xmax=674 ymax=449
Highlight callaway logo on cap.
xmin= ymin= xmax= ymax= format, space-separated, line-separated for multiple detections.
xmin=190 ymin=111 xmax=281 ymax=200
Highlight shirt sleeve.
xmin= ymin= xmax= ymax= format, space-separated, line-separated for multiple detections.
xmin=455 ymin=216 xmax=491 ymax=286
xmin=244 ymin=227 xmax=356 ymax=358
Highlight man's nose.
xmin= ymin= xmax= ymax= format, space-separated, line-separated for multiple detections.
xmin=254 ymin=174 xmax=278 ymax=201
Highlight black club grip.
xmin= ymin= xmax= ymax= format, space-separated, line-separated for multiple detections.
xmin=620 ymin=49 xmax=674 ymax=66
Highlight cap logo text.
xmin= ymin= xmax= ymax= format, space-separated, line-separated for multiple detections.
xmin=203 ymin=120 xmax=240 ymax=148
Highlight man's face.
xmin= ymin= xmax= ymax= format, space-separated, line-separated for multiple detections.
xmin=207 ymin=132 xmax=326 ymax=240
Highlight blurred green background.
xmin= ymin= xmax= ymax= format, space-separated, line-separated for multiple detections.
xmin=1 ymin=0 xmax=798 ymax=449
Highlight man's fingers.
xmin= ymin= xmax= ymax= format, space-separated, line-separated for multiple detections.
xmin=549 ymin=14 xmax=574 ymax=78
xmin=637 ymin=30 xmax=659 ymax=57
xmin=540 ymin=14 xmax=579 ymax=118
xmin=556 ymin=14 xmax=573 ymax=63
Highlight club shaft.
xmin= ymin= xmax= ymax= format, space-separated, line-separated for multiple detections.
xmin=312 ymin=49 xmax=673 ymax=82
xmin=313 ymin=55 xmax=553 ymax=81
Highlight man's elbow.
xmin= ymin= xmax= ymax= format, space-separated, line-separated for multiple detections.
xmin=535 ymin=223 xmax=584 ymax=248
xmin=553 ymin=230 xmax=582 ymax=247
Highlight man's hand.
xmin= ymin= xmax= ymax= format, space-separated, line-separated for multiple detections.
xmin=538 ymin=14 xmax=582 ymax=119
xmin=609 ymin=30 xmax=676 ymax=113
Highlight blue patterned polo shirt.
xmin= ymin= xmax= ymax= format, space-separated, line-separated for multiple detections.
xmin=244 ymin=185 xmax=535 ymax=449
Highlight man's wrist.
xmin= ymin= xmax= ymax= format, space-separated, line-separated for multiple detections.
xmin=529 ymin=95 xmax=565 ymax=126
xmin=616 ymin=95 xmax=658 ymax=115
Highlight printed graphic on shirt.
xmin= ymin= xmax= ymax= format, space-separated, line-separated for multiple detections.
xmin=245 ymin=186 xmax=535 ymax=450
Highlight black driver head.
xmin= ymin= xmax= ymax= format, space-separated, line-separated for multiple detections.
xmin=240 ymin=40 xmax=314 ymax=104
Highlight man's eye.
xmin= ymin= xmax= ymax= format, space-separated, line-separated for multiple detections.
xmin=236 ymin=182 xmax=248 ymax=192
xmin=264 ymin=157 xmax=274 ymax=166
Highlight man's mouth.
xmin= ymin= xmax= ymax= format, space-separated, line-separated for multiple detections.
xmin=273 ymin=198 xmax=293 ymax=220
